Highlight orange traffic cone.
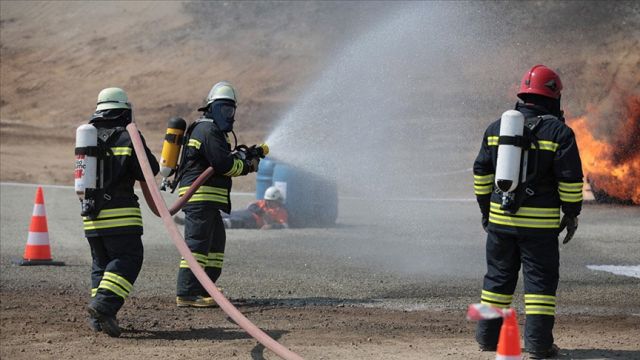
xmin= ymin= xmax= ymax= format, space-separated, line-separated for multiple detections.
xmin=16 ymin=187 xmax=65 ymax=266
xmin=495 ymin=308 xmax=521 ymax=360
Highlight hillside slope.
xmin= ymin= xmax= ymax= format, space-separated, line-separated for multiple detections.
xmin=1 ymin=1 xmax=638 ymax=188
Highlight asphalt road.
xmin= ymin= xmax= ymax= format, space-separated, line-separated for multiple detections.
xmin=1 ymin=182 xmax=639 ymax=316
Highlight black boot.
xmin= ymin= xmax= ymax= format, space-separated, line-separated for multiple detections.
xmin=528 ymin=344 xmax=559 ymax=359
xmin=87 ymin=304 xmax=121 ymax=338
xmin=87 ymin=316 xmax=102 ymax=332
xmin=476 ymin=318 xmax=502 ymax=352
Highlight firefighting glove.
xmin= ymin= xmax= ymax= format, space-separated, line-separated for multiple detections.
xmin=481 ymin=216 xmax=489 ymax=233
xmin=244 ymin=157 xmax=260 ymax=174
xmin=559 ymin=215 xmax=578 ymax=244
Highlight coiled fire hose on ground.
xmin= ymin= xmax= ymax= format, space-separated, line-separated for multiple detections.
xmin=127 ymin=123 xmax=304 ymax=360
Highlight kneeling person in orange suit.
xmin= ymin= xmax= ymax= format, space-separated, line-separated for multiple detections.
xmin=222 ymin=186 xmax=288 ymax=230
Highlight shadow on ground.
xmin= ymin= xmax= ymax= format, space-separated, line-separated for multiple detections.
xmin=558 ymin=348 xmax=640 ymax=360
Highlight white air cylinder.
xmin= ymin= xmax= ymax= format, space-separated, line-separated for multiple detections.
xmin=495 ymin=110 xmax=525 ymax=193
xmin=75 ymin=124 xmax=98 ymax=199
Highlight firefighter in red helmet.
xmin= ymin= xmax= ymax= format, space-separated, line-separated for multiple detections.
xmin=519 ymin=64 xmax=563 ymax=99
xmin=473 ymin=65 xmax=583 ymax=359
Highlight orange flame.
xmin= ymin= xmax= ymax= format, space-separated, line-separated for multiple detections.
xmin=568 ymin=95 xmax=640 ymax=204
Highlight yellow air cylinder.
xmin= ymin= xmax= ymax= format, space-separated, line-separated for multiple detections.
xmin=160 ymin=117 xmax=187 ymax=177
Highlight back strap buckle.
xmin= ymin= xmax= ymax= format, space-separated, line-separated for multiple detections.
xmin=498 ymin=135 xmax=528 ymax=148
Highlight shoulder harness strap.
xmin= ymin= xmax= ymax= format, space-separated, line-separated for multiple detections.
xmin=508 ymin=115 xmax=559 ymax=211
xmin=81 ymin=127 xmax=126 ymax=218
xmin=170 ymin=119 xmax=214 ymax=192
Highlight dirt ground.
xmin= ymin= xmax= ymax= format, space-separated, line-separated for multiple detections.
xmin=1 ymin=185 xmax=639 ymax=360
xmin=1 ymin=289 xmax=639 ymax=360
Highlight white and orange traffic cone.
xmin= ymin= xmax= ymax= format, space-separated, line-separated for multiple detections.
xmin=16 ymin=186 xmax=65 ymax=266
xmin=495 ymin=308 xmax=521 ymax=360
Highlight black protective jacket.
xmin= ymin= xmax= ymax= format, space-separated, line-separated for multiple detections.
xmin=82 ymin=116 xmax=159 ymax=237
xmin=473 ymin=103 xmax=584 ymax=234
xmin=177 ymin=118 xmax=248 ymax=214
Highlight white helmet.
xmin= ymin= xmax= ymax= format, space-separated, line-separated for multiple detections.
xmin=96 ymin=87 xmax=131 ymax=111
xmin=264 ymin=186 xmax=283 ymax=202
xmin=198 ymin=81 xmax=237 ymax=111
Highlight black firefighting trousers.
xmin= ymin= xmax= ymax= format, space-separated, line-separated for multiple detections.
xmin=476 ymin=230 xmax=559 ymax=352
xmin=176 ymin=204 xmax=226 ymax=297
xmin=88 ymin=234 xmax=144 ymax=317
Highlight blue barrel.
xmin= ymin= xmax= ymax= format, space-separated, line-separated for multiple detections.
xmin=309 ymin=175 xmax=338 ymax=227
xmin=271 ymin=162 xmax=338 ymax=228
xmin=256 ymin=157 xmax=276 ymax=199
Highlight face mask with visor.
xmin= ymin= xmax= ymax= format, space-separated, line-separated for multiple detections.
xmin=208 ymin=100 xmax=236 ymax=132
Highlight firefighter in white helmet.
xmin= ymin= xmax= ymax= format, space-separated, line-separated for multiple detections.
xmin=222 ymin=186 xmax=289 ymax=229
xmin=81 ymin=87 xmax=159 ymax=337
xmin=174 ymin=81 xmax=261 ymax=307
xmin=264 ymin=186 xmax=284 ymax=201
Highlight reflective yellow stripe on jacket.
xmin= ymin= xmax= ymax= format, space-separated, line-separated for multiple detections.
xmin=486 ymin=136 xmax=559 ymax=152
xmin=111 ymin=146 xmax=132 ymax=156
xmin=223 ymin=158 xmax=245 ymax=176
xmin=489 ymin=202 xmax=560 ymax=229
xmin=531 ymin=140 xmax=559 ymax=152
xmin=178 ymin=185 xmax=229 ymax=205
xmin=474 ymin=173 xmax=495 ymax=195
xmin=83 ymin=207 xmax=142 ymax=231
xmin=558 ymin=181 xmax=583 ymax=203
xmin=187 ymin=139 xmax=201 ymax=150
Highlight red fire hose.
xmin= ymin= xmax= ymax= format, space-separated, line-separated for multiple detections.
xmin=139 ymin=167 xmax=214 ymax=216
xmin=127 ymin=123 xmax=303 ymax=360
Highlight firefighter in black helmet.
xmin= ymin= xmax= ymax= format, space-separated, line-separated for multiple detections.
xmin=175 ymin=81 xmax=259 ymax=307
xmin=473 ymin=65 xmax=583 ymax=359
xmin=83 ymin=87 xmax=160 ymax=337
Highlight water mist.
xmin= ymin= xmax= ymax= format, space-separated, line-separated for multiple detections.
xmin=260 ymin=1 xmax=633 ymax=276
xmin=260 ymin=3 xmax=504 ymax=276
xmin=266 ymin=3 xmax=492 ymax=201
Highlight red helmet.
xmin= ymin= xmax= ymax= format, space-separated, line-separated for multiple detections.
xmin=517 ymin=65 xmax=563 ymax=100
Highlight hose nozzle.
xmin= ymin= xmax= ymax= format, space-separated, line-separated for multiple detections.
xmin=256 ymin=143 xmax=269 ymax=158
xmin=237 ymin=143 xmax=270 ymax=160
